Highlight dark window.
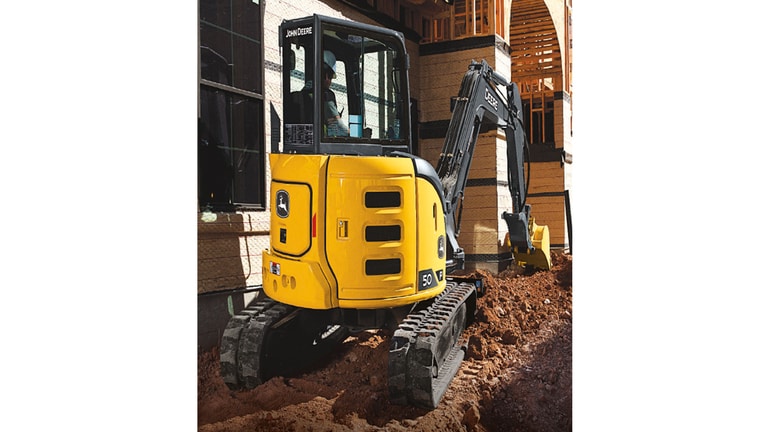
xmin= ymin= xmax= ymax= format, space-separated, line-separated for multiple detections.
xmin=199 ymin=0 xmax=265 ymax=210
xmin=521 ymin=92 xmax=555 ymax=146
xmin=545 ymin=101 xmax=555 ymax=144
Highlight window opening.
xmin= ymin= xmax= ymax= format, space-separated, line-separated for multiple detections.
xmin=520 ymin=83 xmax=555 ymax=146
xmin=198 ymin=0 xmax=265 ymax=211
xmin=421 ymin=0 xmax=500 ymax=43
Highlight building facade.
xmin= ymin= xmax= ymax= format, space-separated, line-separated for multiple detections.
xmin=198 ymin=0 xmax=573 ymax=350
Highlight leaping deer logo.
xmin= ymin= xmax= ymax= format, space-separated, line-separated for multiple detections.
xmin=276 ymin=190 xmax=290 ymax=218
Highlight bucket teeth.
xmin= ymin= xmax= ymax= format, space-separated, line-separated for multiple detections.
xmin=513 ymin=248 xmax=551 ymax=270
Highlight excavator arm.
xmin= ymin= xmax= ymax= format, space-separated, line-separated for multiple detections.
xmin=436 ymin=60 xmax=551 ymax=270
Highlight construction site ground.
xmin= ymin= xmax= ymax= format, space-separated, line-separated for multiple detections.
xmin=198 ymin=252 xmax=572 ymax=432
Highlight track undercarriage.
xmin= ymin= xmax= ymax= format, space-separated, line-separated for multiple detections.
xmin=220 ymin=279 xmax=478 ymax=409
xmin=220 ymin=297 xmax=349 ymax=389
xmin=388 ymin=280 xmax=477 ymax=408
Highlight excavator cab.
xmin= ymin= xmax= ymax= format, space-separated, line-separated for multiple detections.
xmin=280 ymin=15 xmax=411 ymax=156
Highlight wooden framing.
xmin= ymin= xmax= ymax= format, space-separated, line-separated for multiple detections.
xmin=510 ymin=0 xmax=562 ymax=89
xmin=509 ymin=0 xmax=571 ymax=251
xmin=424 ymin=0 xmax=506 ymax=43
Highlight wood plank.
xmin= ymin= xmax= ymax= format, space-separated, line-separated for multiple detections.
xmin=510 ymin=25 xmax=556 ymax=36
xmin=511 ymin=42 xmax=560 ymax=53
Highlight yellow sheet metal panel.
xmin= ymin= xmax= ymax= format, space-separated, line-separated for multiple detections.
xmin=262 ymin=249 xmax=335 ymax=309
xmin=270 ymin=181 xmax=312 ymax=256
xmin=264 ymin=153 xmax=337 ymax=309
xmin=415 ymin=176 xmax=447 ymax=293
xmin=325 ymin=156 xmax=418 ymax=301
xmin=337 ymin=285 xmax=444 ymax=309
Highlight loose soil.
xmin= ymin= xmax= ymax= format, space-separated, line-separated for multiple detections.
xmin=198 ymin=252 xmax=572 ymax=431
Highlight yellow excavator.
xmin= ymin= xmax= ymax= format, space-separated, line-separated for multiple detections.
xmin=220 ymin=14 xmax=551 ymax=409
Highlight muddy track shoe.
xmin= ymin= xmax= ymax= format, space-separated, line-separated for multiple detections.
xmin=220 ymin=296 xmax=348 ymax=390
xmin=388 ymin=281 xmax=477 ymax=409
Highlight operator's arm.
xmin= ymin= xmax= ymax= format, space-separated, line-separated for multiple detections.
xmin=323 ymin=90 xmax=349 ymax=137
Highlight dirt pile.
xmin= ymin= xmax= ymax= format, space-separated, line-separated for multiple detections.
xmin=198 ymin=252 xmax=572 ymax=431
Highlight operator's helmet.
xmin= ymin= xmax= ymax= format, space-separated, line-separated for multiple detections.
xmin=323 ymin=50 xmax=337 ymax=79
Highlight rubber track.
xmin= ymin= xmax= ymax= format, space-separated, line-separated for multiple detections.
xmin=220 ymin=296 xmax=350 ymax=390
xmin=388 ymin=281 xmax=477 ymax=409
xmin=220 ymin=298 xmax=293 ymax=390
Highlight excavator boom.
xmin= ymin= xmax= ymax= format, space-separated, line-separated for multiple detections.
xmin=436 ymin=60 xmax=552 ymax=270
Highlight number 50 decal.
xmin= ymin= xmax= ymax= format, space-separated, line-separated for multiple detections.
xmin=418 ymin=269 xmax=438 ymax=291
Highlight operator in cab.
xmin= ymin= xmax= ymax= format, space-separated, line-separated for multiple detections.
xmin=321 ymin=50 xmax=349 ymax=137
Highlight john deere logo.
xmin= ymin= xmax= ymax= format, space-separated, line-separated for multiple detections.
xmin=276 ymin=190 xmax=289 ymax=218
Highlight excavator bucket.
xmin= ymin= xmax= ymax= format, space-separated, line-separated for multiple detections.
xmin=507 ymin=218 xmax=552 ymax=270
